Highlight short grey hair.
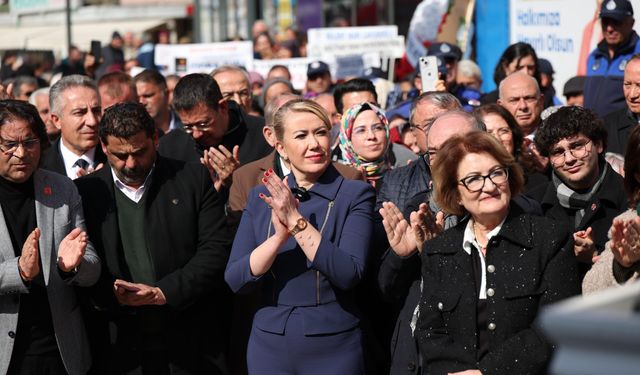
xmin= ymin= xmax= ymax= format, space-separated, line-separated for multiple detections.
xmin=430 ymin=109 xmax=486 ymax=133
xmin=409 ymin=91 xmax=461 ymax=125
xmin=498 ymin=71 xmax=540 ymax=100
xmin=11 ymin=75 xmax=38 ymax=97
xmin=457 ymin=59 xmax=481 ymax=80
xmin=210 ymin=65 xmax=250 ymax=87
xmin=28 ymin=87 xmax=50 ymax=105
xmin=49 ymin=74 xmax=98 ymax=116
xmin=261 ymin=78 xmax=295 ymax=108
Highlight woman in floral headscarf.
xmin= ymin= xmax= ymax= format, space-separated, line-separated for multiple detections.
xmin=337 ymin=102 xmax=392 ymax=190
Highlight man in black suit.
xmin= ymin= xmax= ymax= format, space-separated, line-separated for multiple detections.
xmin=76 ymin=102 xmax=231 ymax=374
xmin=41 ymin=74 xmax=107 ymax=179
xmin=158 ymin=73 xmax=272 ymax=192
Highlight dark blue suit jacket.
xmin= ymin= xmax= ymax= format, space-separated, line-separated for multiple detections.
xmin=225 ymin=165 xmax=375 ymax=336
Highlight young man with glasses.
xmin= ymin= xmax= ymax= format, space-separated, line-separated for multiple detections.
xmin=528 ymin=106 xmax=627 ymax=278
xmin=158 ymin=73 xmax=272 ymax=192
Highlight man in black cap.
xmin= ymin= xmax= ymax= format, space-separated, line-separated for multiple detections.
xmin=538 ymin=58 xmax=562 ymax=106
xmin=603 ymin=53 xmax=640 ymax=155
xmin=426 ymin=42 xmax=462 ymax=92
xmin=584 ymin=0 xmax=640 ymax=117
xmin=305 ymin=60 xmax=333 ymax=97
xmin=563 ymin=76 xmax=586 ymax=106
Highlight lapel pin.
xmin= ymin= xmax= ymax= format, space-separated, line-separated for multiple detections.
xmin=590 ymin=203 xmax=597 ymax=211
xmin=43 ymin=186 xmax=52 ymax=196
xmin=171 ymin=198 xmax=179 ymax=205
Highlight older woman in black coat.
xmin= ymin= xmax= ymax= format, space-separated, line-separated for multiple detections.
xmin=416 ymin=132 xmax=580 ymax=375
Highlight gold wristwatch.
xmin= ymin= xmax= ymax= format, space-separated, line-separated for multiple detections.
xmin=289 ymin=217 xmax=308 ymax=236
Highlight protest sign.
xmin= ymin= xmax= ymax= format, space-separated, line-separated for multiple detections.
xmin=252 ymin=57 xmax=311 ymax=90
xmin=155 ymin=41 xmax=254 ymax=75
xmin=509 ymin=0 xmax=640 ymax=101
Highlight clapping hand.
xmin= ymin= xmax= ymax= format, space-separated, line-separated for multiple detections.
xmin=380 ymin=202 xmax=444 ymax=257
xmin=0 ymin=82 xmax=14 ymax=100
xmin=610 ymin=217 xmax=640 ymax=268
xmin=201 ymin=145 xmax=240 ymax=191
xmin=412 ymin=203 xmax=445 ymax=251
xmin=573 ymin=227 xmax=598 ymax=264
xmin=19 ymin=228 xmax=40 ymax=281
xmin=57 ymin=227 xmax=88 ymax=272
xmin=259 ymin=169 xmax=299 ymax=229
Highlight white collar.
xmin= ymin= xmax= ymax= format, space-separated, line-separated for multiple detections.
xmin=59 ymin=139 xmax=96 ymax=180
xmin=279 ymin=156 xmax=291 ymax=176
xmin=110 ymin=165 xmax=154 ymax=203
xmin=462 ymin=216 xmax=506 ymax=255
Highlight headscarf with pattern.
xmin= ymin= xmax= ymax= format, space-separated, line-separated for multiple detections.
xmin=338 ymin=102 xmax=391 ymax=182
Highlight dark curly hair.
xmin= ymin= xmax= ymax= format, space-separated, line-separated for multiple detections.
xmin=534 ymin=106 xmax=607 ymax=157
xmin=99 ymin=102 xmax=156 ymax=144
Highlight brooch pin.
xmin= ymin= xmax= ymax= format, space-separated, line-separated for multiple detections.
xmin=43 ymin=186 xmax=52 ymax=196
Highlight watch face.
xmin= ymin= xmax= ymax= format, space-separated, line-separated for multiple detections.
xmin=297 ymin=218 xmax=307 ymax=230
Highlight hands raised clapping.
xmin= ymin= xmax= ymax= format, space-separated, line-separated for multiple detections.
xmin=258 ymin=169 xmax=300 ymax=234
xmin=57 ymin=227 xmax=88 ymax=272
xmin=380 ymin=201 xmax=444 ymax=257
xmin=201 ymin=145 xmax=241 ymax=191
xmin=609 ymin=216 xmax=640 ymax=268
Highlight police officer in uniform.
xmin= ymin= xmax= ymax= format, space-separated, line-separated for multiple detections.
xmin=584 ymin=0 xmax=640 ymax=117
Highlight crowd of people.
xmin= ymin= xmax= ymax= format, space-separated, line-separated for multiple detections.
xmin=2 ymin=0 xmax=640 ymax=374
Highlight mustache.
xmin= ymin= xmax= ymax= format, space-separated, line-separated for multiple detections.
xmin=117 ymin=166 xmax=148 ymax=183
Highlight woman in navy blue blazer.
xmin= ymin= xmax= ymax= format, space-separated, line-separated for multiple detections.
xmin=225 ymin=99 xmax=376 ymax=374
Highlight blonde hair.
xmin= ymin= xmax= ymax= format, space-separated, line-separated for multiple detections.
xmin=272 ymin=98 xmax=331 ymax=141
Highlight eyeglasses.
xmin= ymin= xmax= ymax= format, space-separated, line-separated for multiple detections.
xmin=549 ymin=139 xmax=592 ymax=167
xmin=222 ymin=89 xmax=251 ymax=101
xmin=410 ymin=124 xmax=429 ymax=134
xmin=425 ymin=148 xmax=439 ymax=161
xmin=0 ymin=138 xmax=40 ymax=154
xmin=352 ymin=123 xmax=386 ymax=138
xmin=459 ymin=167 xmax=509 ymax=192
xmin=183 ymin=118 xmax=215 ymax=134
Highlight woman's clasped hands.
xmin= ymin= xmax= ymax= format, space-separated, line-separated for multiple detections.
xmin=259 ymin=169 xmax=300 ymax=238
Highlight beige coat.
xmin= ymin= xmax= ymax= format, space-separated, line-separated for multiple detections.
xmin=583 ymin=209 xmax=640 ymax=294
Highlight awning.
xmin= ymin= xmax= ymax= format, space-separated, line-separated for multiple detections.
xmin=0 ymin=19 xmax=166 ymax=54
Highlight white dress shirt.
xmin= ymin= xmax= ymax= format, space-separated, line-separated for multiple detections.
xmin=59 ymin=141 xmax=96 ymax=180
xmin=462 ymin=217 xmax=506 ymax=300
xmin=110 ymin=166 xmax=154 ymax=203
